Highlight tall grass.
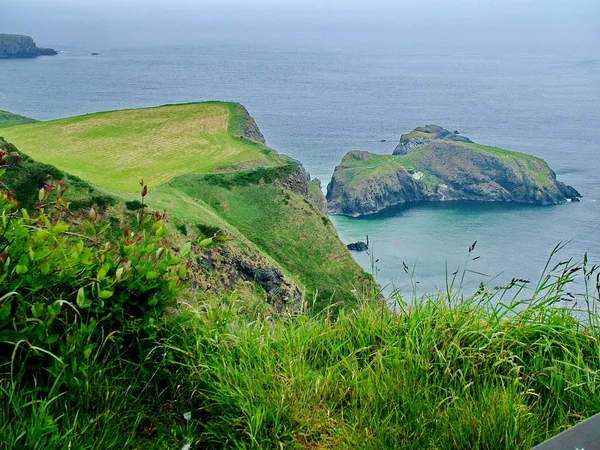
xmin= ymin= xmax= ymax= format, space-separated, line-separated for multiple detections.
xmin=2 ymin=251 xmax=599 ymax=449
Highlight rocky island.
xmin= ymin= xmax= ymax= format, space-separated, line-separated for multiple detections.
xmin=327 ymin=125 xmax=580 ymax=217
xmin=0 ymin=34 xmax=57 ymax=58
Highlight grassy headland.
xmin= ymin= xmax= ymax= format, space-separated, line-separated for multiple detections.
xmin=0 ymin=103 xmax=289 ymax=191
xmin=1 ymin=102 xmax=370 ymax=306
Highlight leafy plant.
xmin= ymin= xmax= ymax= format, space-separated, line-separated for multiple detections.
xmin=0 ymin=171 xmax=186 ymax=376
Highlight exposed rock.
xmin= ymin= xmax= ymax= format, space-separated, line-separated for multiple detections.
xmin=191 ymin=244 xmax=303 ymax=311
xmin=0 ymin=34 xmax=57 ymax=59
xmin=393 ymin=124 xmax=472 ymax=155
xmin=308 ymin=179 xmax=328 ymax=213
xmin=234 ymin=103 xmax=266 ymax=145
xmin=347 ymin=241 xmax=368 ymax=251
xmin=327 ymin=125 xmax=581 ymax=217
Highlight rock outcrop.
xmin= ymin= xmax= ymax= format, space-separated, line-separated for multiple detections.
xmin=347 ymin=241 xmax=368 ymax=251
xmin=232 ymin=103 xmax=266 ymax=145
xmin=0 ymin=34 xmax=57 ymax=58
xmin=394 ymin=124 xmax=472 ymax=155
xmin=191 ymin=245 xmax=303 ymax=311
xmin=327 ymin=126 xmax=580 ymax=217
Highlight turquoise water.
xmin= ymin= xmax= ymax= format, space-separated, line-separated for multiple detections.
xmin=1 ymin=43 xmax=598 ymax=293
xmin=332 ymin=201 xmax=594 ymax=294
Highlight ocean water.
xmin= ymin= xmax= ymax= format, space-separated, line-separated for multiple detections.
xmin=1 ymin=43 xmax=598 ymax=294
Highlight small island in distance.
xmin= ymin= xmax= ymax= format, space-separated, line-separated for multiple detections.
xmin=327 ymin=125 xmax=581 ymax=217
xmin=0 ymin=33 xmax=57 ymax=58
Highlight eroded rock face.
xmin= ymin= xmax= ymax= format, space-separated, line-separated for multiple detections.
xmin=326 ymin=163 xmax=425 ymax=217
xmin=0 ymin=34 xmax=57 ymax=58
xmin=191 ymin=245 xmax=303 ymax=311
xmin=236 ymin=104 xmax=266 ymax=144
xmin=327 ymin=125 xmax=581 ymax=217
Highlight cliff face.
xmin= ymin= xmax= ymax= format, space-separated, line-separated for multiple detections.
xmin=327 ymin=126 xmax=581 ymax=217
xmin=0 ymin=34 xmax=57 ymax=58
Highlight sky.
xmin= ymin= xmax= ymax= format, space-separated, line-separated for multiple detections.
xmin=2 ymin=0 xmax=599 ymax=51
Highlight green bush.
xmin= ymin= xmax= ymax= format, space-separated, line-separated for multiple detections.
xmin=125 ymin=199 xmax=144 ymax=211
xmin=0 ymin=172 xmax=186 ymax=376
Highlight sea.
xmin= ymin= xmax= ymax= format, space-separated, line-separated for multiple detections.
xmin=1 ymin=42 xmax=599 ymax=296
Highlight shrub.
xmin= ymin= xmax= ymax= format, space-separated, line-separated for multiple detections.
xmin=0 ymin=173 xmax=186 ymax=377
xmin=125 ymin=199 xmax=144 ymax=211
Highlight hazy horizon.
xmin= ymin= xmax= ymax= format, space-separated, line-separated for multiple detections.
xmin=3 ymin=0 xmax=599 ymax=52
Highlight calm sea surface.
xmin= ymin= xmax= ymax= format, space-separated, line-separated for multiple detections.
xmin=1 ymin=43 xmax=599 ymax=294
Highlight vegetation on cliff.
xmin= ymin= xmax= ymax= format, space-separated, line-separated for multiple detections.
xmin=2 ymin=193 xmax=599 ymax=449
xmin=1 ymin=102 xmax=371 ymax=308
xmin=327 ymin=125 xmax=580 ymax=216
xmin=0 ymin=34 xmax=57 ymax=58
xmin=0 ymin=111 xmax=38 ymax=129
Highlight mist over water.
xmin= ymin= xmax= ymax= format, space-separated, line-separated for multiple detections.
xmin=2 ymin=0 xmax=599 ymax=293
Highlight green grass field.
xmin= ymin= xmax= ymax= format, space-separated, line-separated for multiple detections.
xmin=0 ymin=103 xmax=287 ymax=191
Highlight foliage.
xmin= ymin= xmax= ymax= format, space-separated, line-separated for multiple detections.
xmin=203 ymin=164 xmax=299 ymax=189
xmin=2 ymin=250 xmax=599 ymax=449
xmin=125 ymin=199 xmax=144 ymax=210
xmin=0 ymin=137 xmax=115 ymax=211
xmin=0 ymin=173 xmax=185 ymax=376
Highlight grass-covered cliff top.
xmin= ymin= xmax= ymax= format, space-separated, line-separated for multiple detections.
xmin=1 ymin=102 xmax=291 ymax=192
xmin=334 ymin=140 xmax=555 ymax=188
xmin=1 ymin=102 xmax=370 ymax=307
xmin=0 ymin=110 xmax=38 ymax=128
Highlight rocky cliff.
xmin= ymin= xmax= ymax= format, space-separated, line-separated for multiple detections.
xmin=0 ymin=34 xmax=57 ymax=58
xmin=327 ymin=126 xmax=580 ymax=217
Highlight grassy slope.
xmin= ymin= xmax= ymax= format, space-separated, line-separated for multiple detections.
xmin=164 ymin=171 xmax=371 ymax=305
xmin=4 ymin=256 xmax=599 ymax=449
xmin=0 ymin=137 xmax=115 ymax=211
xmin=2 ymin=102 xmax=368 ymax=305
xmin=0 ymin=103 xmax=288 ymax=191
xmin=336 ymin=141 xmax=554 ymax=189
xmin=0 ymin=110 xmax=38 ymax=128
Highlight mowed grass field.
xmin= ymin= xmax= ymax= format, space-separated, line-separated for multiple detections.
xmin=0 ymin=102 xmax=284 ymax=192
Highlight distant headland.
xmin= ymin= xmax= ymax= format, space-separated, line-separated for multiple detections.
xmin=0 ymin=34 xmax=57 ymax=59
